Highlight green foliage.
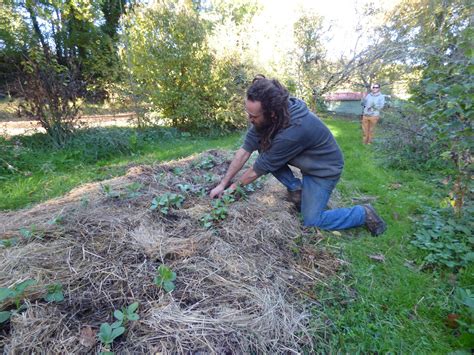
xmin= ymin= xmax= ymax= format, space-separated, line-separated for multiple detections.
xmin=154 ymin=265 xmax=176 ymax=292
xmin=44 ymin=283 xmax=64 ymax=303
xmin=412 ymin=205 xmax=474 ymax=269
xmin=113 ymin=302 xmax=140 ymax=327
xmin=454 ymin=287 xmax=474 ymax=335
xmin=0 ymin=279 xmax=37 ymax=323
xmin=201 ymin=192 xmax=235 ymax=228
xmin=101 ymin=184 xmax=120 ymax=199
xmin=125 ymin=1 xmax=214 ymax=130
xmin=150 ymin=193 xmax=185 ymax=215
xmin=123 ymin=1 xmax=249 ymax=131
xmin=195 ymin=156 xmax=215 ymax=170
xmin=98 ymin=302 xmax=139 ymax=353
xmin=378 ymin=0 xmax=472 ymax=215
xmin=98 ymin=322 xmax=125 ymax=345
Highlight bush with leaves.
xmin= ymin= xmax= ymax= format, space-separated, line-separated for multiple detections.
xmin=412 ymin=203 xmax=474 ymax=269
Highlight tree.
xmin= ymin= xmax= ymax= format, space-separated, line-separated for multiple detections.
xmin=123 ymin=0 xmax=249 ymax=131
xmin=380 ymin=0 xmax=473 ymax=214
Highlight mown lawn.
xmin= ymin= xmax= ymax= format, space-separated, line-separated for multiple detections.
xmin=318 ymin=118 xmax=473 ymax=353
xmin=0 ymin=119 xmax=471 ymax=352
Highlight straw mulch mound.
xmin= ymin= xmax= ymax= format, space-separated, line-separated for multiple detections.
xmin=0 ymin=150 xmax=341 ymax=354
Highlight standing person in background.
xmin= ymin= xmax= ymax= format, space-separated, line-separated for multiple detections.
xmin=361 ymin=83 xmax=385 ymax=145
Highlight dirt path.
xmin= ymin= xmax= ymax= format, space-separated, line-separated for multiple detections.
xmin=0 ymin=112 xmax=137 ymax=137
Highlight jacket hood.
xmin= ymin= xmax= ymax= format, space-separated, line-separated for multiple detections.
xmin=288 ymin=97 xmax=309 ymax=121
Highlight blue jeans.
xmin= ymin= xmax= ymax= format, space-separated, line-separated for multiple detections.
xmin=272 ymin=165 xmax=366 ymax=230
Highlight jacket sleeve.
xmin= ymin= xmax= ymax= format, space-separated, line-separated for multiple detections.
xmin=376 ymin=95 xmax=385 ymax=110
xmin=253 ymin=137 xmax=305 ymax=176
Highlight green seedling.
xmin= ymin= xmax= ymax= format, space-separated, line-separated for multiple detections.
xmin=195 ymin=156 xmax=215 ymax=170
xmin=150 ymin=193 xmax=185 ymax=215
xmin=0 ymin=238 xmax=18 ymax=248
xmin=204 ymin=173 xmax=216 ymax=183
xmin=101 ymin=184 xmax=120 ymax=198
xmin=200 ymin=198 xmax=230 ymax=228
xmin=125 ymin=182 xmax=143 ymax=199
xmin=98 ymin=322 xmax=125 ymax=346
xmin=19 ymin=225 xmax=44 ymax=241
xmin=44 ymin=283 xmax=64 ymax=302
xmin=48 ymin=214 xmax=64 ymax=225
xmin=154 ymin=265 xmax=176 ymax=292
xmin=112 ymin=302 xmax=140 ymax=328
xmin=172 ymin=167 xmax=184 ymax=176
xmin=80 ymin=196 xmax=90 ymax=207
xmin=0 ymin=279 xmax=37 ymax=323
xmin=19 ymin=226 xmax=35 ymax=239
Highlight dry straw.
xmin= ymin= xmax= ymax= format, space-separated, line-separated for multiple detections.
xmin=0 ymin=150 xmax=340 ymax=353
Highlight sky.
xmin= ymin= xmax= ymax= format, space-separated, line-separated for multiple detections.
xmin=251 ymin=0 xmax=400 ymax=65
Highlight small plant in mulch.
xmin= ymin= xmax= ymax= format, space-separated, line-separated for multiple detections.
xmin=98 ymin=302 xmax=140 ymax=354
xmin=1 ymin=280 xmax=65 ymax=324
xmin=44 ymin=283 xmax=64 ymax=303
xmin=194 ymin=156 xmax=215 ymax=170
xmin=0 ymin=279 xmax=37 ymax=323
xmin=150 ymin=192 xmax=185 ymax=215
xmin=154 ymin=265 xmax=176 ymax=292
xmin=201 ymin=192 xmax=237 ymax=229
xmin=101 ymin=183 xmax=143 ymax=200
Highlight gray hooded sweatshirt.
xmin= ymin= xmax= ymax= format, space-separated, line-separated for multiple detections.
xmin=362 ymin=93 xmax=385 ymax=116
xmin=242 ymin=97 xmax=344 ymax=180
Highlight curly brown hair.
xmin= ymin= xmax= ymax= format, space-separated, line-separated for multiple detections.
xmin=246 ymin=79 xmax=290 ymax=151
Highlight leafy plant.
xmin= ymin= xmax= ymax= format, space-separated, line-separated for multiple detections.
xmin=97 ymin=302 xmax=139 ymax=354
xmin=0 ymin=279 xmax=37 ymax=323
xmin=101 ymin=184 xmax=120 ymax=198
xmin=112 ymin=302 xmax=140 ymax=327
xmin=204 ymin=173 xmax=216 ymax=183
xmin=195 ymin=156 xmax=215 ymax=170
xmin=44 ymin=283 xmax=64 ymax=302
xmin=150 ymin=193 xmax=185 ymax=215
xmin=154 ymin=265 xmax=176 ymax=292
xmin=98 ymin=322 xmax=125 ymax=346
xmin=200 ymin=195 xmax=233 ymax=228
xmin=19 ymin=227 xmax=34 ymax=239
xmin=125 ymin=182 xmax=143 ymax=199
xmin=454 ymin=287 xmax=474 ymax=335
xmin=412 ymin=205 xmax=474 ymax=269
xmin=172 ymin=167 xmax=184 ymax=176
xmin=0 ymin=238 xmax=18 ymax=248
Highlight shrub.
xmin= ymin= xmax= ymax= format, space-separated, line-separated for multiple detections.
xmin=412 ymin=203 xmax=474 ymax=269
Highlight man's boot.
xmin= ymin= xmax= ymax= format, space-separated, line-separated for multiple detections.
xmin=287 ymin=189 xmax=302 ymax=212
xmin=362 ymin=204 xmax=387 ymax=236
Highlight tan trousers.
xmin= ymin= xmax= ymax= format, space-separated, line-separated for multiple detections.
xmin=362 ymin=115 xmax=379 ymax=144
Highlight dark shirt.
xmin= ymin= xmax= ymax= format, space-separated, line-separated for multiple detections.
xmin=242 ymin=97 xmax=344 ymax=179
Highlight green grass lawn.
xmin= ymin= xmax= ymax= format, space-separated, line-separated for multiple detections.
xmin=0 ymin=119 xmax=472 ymax=352
xmin=317 ymin=118 xmax=473 ymax=353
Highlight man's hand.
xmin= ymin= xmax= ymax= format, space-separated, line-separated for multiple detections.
xmin=210 ymin=183 xmax=226 ymax=199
